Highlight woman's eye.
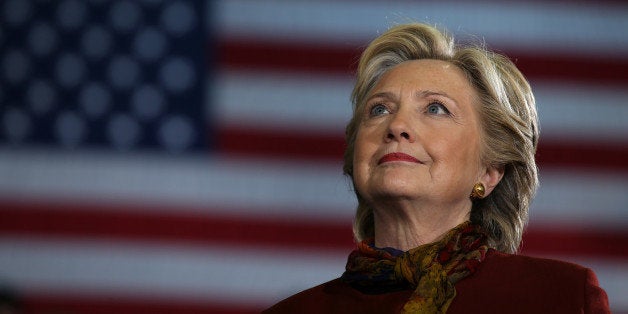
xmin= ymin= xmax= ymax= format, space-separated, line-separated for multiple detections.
xmin=369 ymin=104 xmax=390 ymax=116
xmin=426 ymin=102 xmax=449 ymax=115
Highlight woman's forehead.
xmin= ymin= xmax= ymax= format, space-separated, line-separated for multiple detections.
xmin=368 ymin=60 xmax=476 ymax=103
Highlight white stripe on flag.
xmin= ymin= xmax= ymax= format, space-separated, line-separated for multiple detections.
xmin=0 ymin=149 xmax=627 ymax=227
xmin=215 ymin=71 xmax=628 ymax=142
xmin=0 ymin=236 xmax=346 ymax=307
xmin=214 ymin=0 xmax=628 ymax=56
xmin=0 ymin=149 xmax=355 ymax=220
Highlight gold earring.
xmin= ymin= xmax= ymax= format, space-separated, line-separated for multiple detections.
xmin=470 ymin=182 xmax=486 ymax=199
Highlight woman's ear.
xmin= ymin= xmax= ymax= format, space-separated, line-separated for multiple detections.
xmin=480 ymin=164 xmax=505 ymax=197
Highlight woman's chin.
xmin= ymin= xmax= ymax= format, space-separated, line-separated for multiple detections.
xmin=366 ymin=179 xmax=426 ymax=202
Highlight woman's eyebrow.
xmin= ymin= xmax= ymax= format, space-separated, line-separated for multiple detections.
xmin=366 ymin=91 xmax=397 ymax=102
xmin=416 ymin=90 xmax=455 ymax=101
xmin=415 ymin=90 xmax=459 ymax=107
xmin=367 ymin=90 xmax=459 ymax=106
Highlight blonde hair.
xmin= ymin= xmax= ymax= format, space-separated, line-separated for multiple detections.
xmin=343 ymin=23 xmax=539 ymax=253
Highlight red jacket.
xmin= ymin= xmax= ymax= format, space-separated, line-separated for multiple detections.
xmin=264 ymin=249 xmax=610 ymax=313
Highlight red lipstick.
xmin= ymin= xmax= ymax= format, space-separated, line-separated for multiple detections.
xmin=378 ymin=152 xmax=421 ymax=165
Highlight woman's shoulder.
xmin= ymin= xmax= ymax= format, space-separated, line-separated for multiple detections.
xmin=476 ymin=249 xmax=602 ymax=294
xmin=448 ymin=249 xmax=610 ymax=313
xmin=262 ymin=278 xmax=345 ymax=314
xmin=263 ymin=278 xmax=412 ymax=314
xmin=262 ymin=279 xmax=349 ymax=314
xmin=484 ymin=249 xmax=590 ymax=274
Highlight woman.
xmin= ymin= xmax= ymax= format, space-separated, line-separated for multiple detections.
xmin=264 ymin=23 xmax=610 ymax=313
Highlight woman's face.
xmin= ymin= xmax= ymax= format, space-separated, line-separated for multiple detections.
xmin=353 ymin=59 xmax=485 ymax=209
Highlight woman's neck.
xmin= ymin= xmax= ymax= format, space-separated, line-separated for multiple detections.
xmin=372 ymin=199 xmax=471 ymax=251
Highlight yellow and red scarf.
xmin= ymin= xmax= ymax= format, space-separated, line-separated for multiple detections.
xmin=341 ymin=221 xmax=489 ymax=313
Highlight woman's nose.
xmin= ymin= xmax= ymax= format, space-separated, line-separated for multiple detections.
xmin=385 ymin=112 xmax=415 ymax=143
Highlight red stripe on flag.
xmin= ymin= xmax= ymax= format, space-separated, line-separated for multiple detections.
xmin=215 ymin=125 xmax=628 ymax=172
xmin=511 ymin=51 xmax=628 ymax=85
xmin=521 ymin=225 xmax=628 ymax=258
xmin=215 ymin=126 xmax=346 ymax=162
xmin=0 ymin=200 xmax=355 ymax=250
xmin=216 ymin=39 xmax=361 ymax=76
xmin=216 ymin=39 xmax=628 ymax=85
xmin=2 ymin=200 xmax=627 ymax=259
xmin=537 ymin=138 xmax=628 ymax=171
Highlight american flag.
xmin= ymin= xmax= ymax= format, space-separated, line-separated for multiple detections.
xmin=1 ymin=1 xmax=627 ymax=313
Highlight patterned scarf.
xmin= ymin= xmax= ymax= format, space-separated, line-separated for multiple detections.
xmin=341 ymin=221 xmax=489 ymax=313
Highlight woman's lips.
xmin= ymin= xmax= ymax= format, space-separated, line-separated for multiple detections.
xmin=378 ymin=152 xmax=422 ymax=165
